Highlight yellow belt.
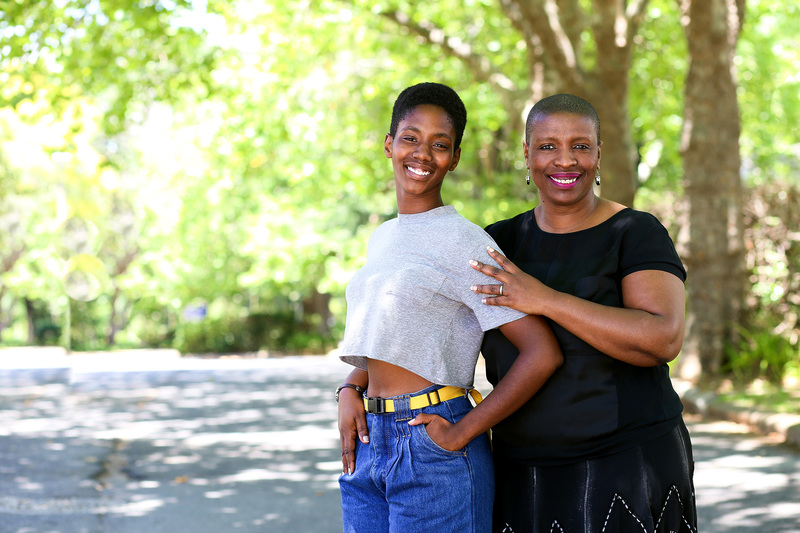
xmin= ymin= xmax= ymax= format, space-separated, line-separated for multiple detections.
xmin=363 ymin=385 xmax=483 ymax=414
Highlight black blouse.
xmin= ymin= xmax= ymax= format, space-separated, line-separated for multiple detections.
xmin=483 ymin=208 xmax=687 ymax=466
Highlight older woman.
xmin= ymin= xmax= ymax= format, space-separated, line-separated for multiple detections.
xmin=470 ymin=94 xmax=697 ymax=533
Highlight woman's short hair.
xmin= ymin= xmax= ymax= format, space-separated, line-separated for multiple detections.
xmin=389 ymin=82 xmax=467 ymax=151
xmin=525 ymin=93 xmax=601 ymax=144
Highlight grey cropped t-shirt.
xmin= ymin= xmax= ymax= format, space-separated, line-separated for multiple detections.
xmin=339 ymin=205 xmax=525 ymax=389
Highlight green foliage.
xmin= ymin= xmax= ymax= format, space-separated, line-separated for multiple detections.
xmin=724 ymin=325 xmax=798 ymax=385
xmin=736 ymin=0 xmax=800 ymax=185
xmin=28 ymin=300 xmax=62 ymax=346
xmin=174 ymin=315 xmax=258 ymax=355
xmin=717 ymin=384 xmax=800 ymax=415
xmin=126 ymin=297 xmax=177 ymax=347
xmin=724 ymin=180 xmax=800 ymax=386
xmin=173 ymin=310 xmax=337 ymax=355
xmin=741 ymin=181 xmax=800 ymax=349
xmin=629 ymin=0 xmax=687 ymax=195
xmin=0 ymin=0 xmax=223 ymax=134
xmin=0 ymin=0 xmax=799 ymax=362
xmin=67 ymin=299 xmax=106 ymax=351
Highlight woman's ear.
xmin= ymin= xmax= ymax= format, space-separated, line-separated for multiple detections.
xmin=384 ymin=134 xmax=393 ymax=158
xmin=449 ymin=147 xmax=461 ymax=171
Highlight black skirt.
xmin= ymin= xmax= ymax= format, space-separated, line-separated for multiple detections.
xmin=493 ymin=420 xmax=697 ymax=533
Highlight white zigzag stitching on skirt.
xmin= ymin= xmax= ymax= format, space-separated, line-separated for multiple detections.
xmin=654 ymin=484 xmax=697 ymax=533
xmin=601 ymin=493 xmax=648 ymax=533
xmin=504 ymin=487 xmax=695 ymax=532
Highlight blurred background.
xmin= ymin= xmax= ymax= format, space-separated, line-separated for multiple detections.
xmin=0 ymin=0 xmax=798 ymax=390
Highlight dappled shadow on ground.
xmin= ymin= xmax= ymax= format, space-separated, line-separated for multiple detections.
xmin=0 ymin=361 xmax=351 ymax=532
xmin=687 ymin=414 xmax=800 ymax=533
xmin=2 ymin=361 xmax=799 ymax=533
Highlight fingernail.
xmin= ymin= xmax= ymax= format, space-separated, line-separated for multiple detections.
xmin=361 ymin=435 xmax=369 ymax=443
xmin=487 ymin=246 xmax=496 ymax=253
xmin=469 ymin=260 xmax=478 ymax=266
xmin=470 ymin=285 xmax=477 ymax=291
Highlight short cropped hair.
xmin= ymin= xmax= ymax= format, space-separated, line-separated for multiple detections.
xmin=525 ymin=93 xmax=601 ymax=144
xmin=389 ymin=82 xmax=467 ymax=151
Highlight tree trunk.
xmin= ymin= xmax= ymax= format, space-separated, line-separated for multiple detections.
xmin=24 ymin=298 xmax=35 ymax=344
xmin=0 ymin=286 xmax=11 ymax=340
xmin=677 ymin=0 xmax=746 ymax=380
xmin=107 ymin=286 xmax=122 ymax=346
xmin=303 ymin=287 xmax=332 ymax=337
xmin=587 ymin=81 xmax=638 ymax=208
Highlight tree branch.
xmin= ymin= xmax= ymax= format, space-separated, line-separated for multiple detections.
xmin=497 ymin=0 xmax=545 ymax=56
xmin=502 ymin=0 xmax=584 ymax=90
xmin=729 ymin=0 xmax=746 ymax=44
xmin=557 ymin=0 xmax=586 ymax=52
xmin=380 ymin=10 xmax=518 ymax=93
xmin=591 ymin=0 xmax=651 ymax=51
xmin=625 ymin=0 xmax=651 ymax=42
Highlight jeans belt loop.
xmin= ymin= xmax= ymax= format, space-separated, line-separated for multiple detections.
xmin=427 ymin=389 xmax=441 ymax=406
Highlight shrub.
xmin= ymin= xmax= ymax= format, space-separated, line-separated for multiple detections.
xmin=724 ymin=325 xmax=798 ymax=384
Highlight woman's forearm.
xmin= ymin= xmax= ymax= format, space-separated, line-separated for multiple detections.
xmin=539 ymin=275 xmax=685 ymax=366
xmin=450 ymin=316 xmax=563 ymax=447
xmin=455 ymin=348 xmax=562 ymax=446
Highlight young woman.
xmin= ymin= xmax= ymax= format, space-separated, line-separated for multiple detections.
xmin=336 ymin=82 xmax=562 ymax=533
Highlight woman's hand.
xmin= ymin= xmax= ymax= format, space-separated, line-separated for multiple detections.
xmin=474 ymin=247 xmax=687 ymax=367
xmin=408 ymin=413 xmax=467 ymax=451
xmin=470 ymin=247 xmax=554 ymax=316
xmin=338 ymin=387 xmax=369 ymax=474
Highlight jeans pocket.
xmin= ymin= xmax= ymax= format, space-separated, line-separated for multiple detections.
xmin=414 ymin=423 xmax=467 ymax=457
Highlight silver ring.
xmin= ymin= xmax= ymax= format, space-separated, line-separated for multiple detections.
xmin=499 ymin=285 xmax=504 ymax=297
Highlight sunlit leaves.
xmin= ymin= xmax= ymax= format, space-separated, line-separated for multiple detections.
xmin=1 ymin=0 xmax=221 ymax=133
xmin=736 ymin=0 xmax=800 ymax=185
xmin=0 ymin=0 xmax=798 ymax=352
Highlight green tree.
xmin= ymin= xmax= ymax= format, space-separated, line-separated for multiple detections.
xmin=0 ymin=0 xmax=221 ymax=133
xmin=0 ymin=0 xmax=797 ymax=373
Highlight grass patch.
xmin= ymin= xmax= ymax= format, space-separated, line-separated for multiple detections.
xmin=716 ymin=380 xmax=800 ymax=414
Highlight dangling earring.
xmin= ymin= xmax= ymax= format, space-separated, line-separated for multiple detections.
xmin=526 ymin=169 xmax=531 ymax=185
xmin=595 ymin=170 xmax=601 ymax=186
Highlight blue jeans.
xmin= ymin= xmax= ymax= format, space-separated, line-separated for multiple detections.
xmin=339 ymin=384 xmax=494 ymax=533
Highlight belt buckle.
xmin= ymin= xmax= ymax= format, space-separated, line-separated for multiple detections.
xmin=366 ymin=397 xmax=386 ymax=414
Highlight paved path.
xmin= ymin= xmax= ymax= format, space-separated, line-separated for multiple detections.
xmin=0 ymin=351 xmax=798 ymax=532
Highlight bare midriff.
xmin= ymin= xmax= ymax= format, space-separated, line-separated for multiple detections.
xmin=365 ymin=359 xmax=434 ymax=398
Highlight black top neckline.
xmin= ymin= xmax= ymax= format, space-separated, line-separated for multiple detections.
xmin=531 ymin=207 xmax=632 ymax=236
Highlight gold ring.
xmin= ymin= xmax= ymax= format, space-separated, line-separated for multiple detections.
xmin=499 ymin=285 xmax=504 ymax=296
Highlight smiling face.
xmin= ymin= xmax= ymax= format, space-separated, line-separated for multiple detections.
xmin=385 ymin=104 xmax=461 ymax=213
xmin=524 ymin=112 xmax=602 ymax=208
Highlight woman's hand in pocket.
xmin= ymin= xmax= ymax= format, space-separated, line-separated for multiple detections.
xmin=409 ymin=413 xmax=466 ymax=451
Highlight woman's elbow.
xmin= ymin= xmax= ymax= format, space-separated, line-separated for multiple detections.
xmin=645 ymin=311 xmax=685 ymax=363
xmin=544 ymin=344 xmax=565 ymax=373
xmin=647 ymin=328 xmax=685 ymax=366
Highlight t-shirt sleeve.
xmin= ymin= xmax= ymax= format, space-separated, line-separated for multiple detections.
xmin=619 ymin=213 xmax=687 ymax=282
xmin=458 ymin=240 xmax=527 ymax=332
